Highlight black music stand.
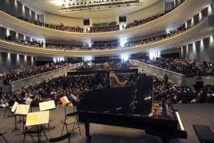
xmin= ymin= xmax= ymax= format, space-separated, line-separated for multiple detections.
xmin=0 ymin=131 xmax=9 ymax=143
xmin=60 ymin=96 xmax=81 ymax=135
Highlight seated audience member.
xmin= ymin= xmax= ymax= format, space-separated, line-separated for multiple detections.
xmin=191 ymin=89 xmax=207 ymax=103
xmin=193 ymin=76 xmax=204 ymax=92
xmin=163 ymin=74 xmax=168 ymax=85
xmin=0 ymin=98 xmax=9 ymax=107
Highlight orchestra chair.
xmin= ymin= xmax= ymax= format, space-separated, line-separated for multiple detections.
xmin=3 ymin=105 xmax=12 ymax=118
xmin=0 ymin=131 xmax=9 ymax=143
xmin=23 ymin=126 xmax=48 ymax=143
xmin=49 ymin=133 xmax=71 ymax=143
xmin=61 ymin=103 xmax=81 ymax=135
xmin=3 ymin=100 xmax=14 ymax=118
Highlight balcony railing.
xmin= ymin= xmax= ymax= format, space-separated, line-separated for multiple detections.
xmin=0 ymin=18 xmax=209 ymax=57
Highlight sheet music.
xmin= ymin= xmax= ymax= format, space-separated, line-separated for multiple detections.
xmin=15 ymin=104 xmax=30 ymax=115
xmin=39 ymin=100 xmax=56 ymax=111
xmin=25 ymin=97 xmax=33 ymax=105
xmin=60 ymin=96 xmax=70 ymax=106
xmin=11 ymin=101 xmax=18 ymax=113
xmin=26 ymin=111 xmax=49 ymax=126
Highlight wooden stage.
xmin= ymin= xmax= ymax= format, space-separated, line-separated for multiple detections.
xmin=0 ymin=103 xmax=213 ymax=143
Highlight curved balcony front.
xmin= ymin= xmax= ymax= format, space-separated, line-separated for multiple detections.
xmin=0 ymin=18 xmax=211 ymax=57
xmin=0 ymin=0 xmax=211 ymax=42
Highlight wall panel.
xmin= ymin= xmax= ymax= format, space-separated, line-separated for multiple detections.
xmin=0 ymin=52 xmax=34 ymax=73
xmin=45 ymin=13 xmax=83 ymax=27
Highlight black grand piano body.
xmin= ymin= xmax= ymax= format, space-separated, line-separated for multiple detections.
xmin=77 ymin=76 xmax=187 ymax=141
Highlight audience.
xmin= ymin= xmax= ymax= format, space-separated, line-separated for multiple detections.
xmin=4 ymin=35 xmax=43 ymax=48
xmin=0 ymin=62 xmax=67 ymax=83
xmin=0 ymin=61 xmax=136 ymax=106
xmin=134 ymin=57 xmax=214 ymax=76
xmin=45 ymin=24 xmax=187 ymax=51
xmin=125 ymin=13 xmax=165 ymax=29
xmin=0 ymin=0 xmax=185 ymax=33
xmin=76 ymin=61 xmax=131 ymax=71
xmin=154 ymin=76 xmax=213 ymax=104
xmin=89 ymin=25 xmax=119 ymax=32
xmin=1 ymin=59 xmax=214 ymax=110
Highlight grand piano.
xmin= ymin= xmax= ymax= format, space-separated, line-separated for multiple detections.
xmin=77 ymin=76 xmax=187 ymax=142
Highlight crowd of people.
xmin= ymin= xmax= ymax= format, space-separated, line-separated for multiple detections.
xmin=76 ymin=61 xmax=131 ymax=70
xmin=125 ymin=13 xmax=165 ymax=29
xmin=0 ymin=62 xmax=67 ymax=83
xmin=46 ymin=42 xmax=119 ymax=50
xmin=0 ymin=1 xmax=182 ymax=33
xmin=0 ymin=61 xmax=137 ymax=107
xmin=4 ymin=36 xmax=43 ymax=48
xmin=1 ymin=59 xmax=214 ymax=109
xmin=16 ymin=15 xmax=84 ymax=33
xmin=89 ymin=25 xmax=119 ymax=33
xmin=154 ymin=76 xmax=213 ymax=104
xmin=135 ymin=57 xmax=214 ymax=76
xmin=45 ymin=24 xmax=187 ymax=51
xmin=1 ymin=72 xmax=212 ymax=108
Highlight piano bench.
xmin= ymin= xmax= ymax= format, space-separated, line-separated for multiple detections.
xmin=193 ymin=125 xmax=214 ymax=143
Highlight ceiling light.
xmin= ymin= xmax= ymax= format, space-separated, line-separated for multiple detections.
xmin=59 ymin=0 xmax=143 ymax=12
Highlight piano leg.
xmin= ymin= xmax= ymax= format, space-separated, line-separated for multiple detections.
xmin=85 ymin=121 xmax=91 ymax=140
xmin=161 ymin=137 xmax=170 ymax=143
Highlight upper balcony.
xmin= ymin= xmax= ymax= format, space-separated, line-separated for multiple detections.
xmin=0 ymin=0 xmax=211 ymax=42
xmin=0 ymin=17 xmax=212 ymax=57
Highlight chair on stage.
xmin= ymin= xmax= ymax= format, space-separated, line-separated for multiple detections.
xmin=0 ymin=131 xmax=9 ymax=143
xmin=60 ymin=96 xmax=81 ymax=135
xmin=3 ymin=99 xmax=14 ymax=118
xmin=49 ymin=133 xmax=71 ymax=143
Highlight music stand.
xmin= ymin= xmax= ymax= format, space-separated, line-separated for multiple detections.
xmin=39 ymin=100 xmax=56 ymax=129
xmin=25 ymin=111 xmax=49 ymax=143
xmin=60 ymin=96 xmax=70 ymax=106
xmin=39 ymin=100 xmax=56 ymax=111
xmin=60 ymin=96 xmax=73 ymax=118
xmin=60 ymin=96 xmax=81 ymax=135
xmin=0 ymin=131 xmax=9 ymax=143
xmin=13 ymin=104 xmax=30 ymax=131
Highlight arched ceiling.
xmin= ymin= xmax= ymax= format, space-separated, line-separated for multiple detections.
xmin=17 ymin=0 xmax=161 ymax=19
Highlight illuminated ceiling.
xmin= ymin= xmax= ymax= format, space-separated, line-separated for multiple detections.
xmin=17 ymin=0 xmax=160 ymax=19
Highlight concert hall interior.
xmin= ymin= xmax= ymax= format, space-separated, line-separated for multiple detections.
xmin=0 ymin=0 xmax=214 ymax=143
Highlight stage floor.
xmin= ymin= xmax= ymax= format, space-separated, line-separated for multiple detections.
xmin=0 ymin=103 xmax=213 ymax=143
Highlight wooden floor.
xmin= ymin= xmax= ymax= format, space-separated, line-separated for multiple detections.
xmin=0 ymin=104 xmax=213 ymax=143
